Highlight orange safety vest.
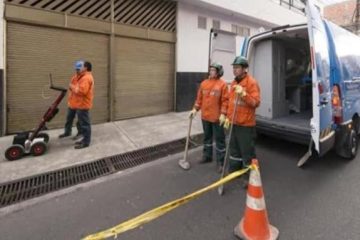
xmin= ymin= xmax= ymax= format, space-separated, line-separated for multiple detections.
xmin=194 ymin=78 xmax=229 ymax=123
xmin=227 ymin=74 xmax=260 ymax=127
xmin=68 ymin=71 xmax=94 ymax=110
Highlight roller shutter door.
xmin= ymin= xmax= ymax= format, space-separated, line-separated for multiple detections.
xmin=114 ymin=37 xmax=174 ymax=119
xmin=6 ymin=22 xmax=109 ymax=133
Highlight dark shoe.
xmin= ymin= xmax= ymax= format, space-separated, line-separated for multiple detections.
xmin=74 ymin=143 xmax=89 ymax=149
xmin=59 ymin=133 xmax=71 ymax=139
xmin=199 ymin=157 xmax=212 ymax=164
xmin=72 ymin=134 xmax=83 ymax=141
xmin=75 ymin=140 xmax=83 ymax=145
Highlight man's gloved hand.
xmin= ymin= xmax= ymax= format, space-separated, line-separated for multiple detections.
xmin=223 ymin=118 xmax=230 ymax=130
xmin=234 ymin=85 xmax=247 ymax=97
xmin=219 ymin=114 xmax=226 ymax=126
xmin=189 ymin=108 xmax=197 ymax=119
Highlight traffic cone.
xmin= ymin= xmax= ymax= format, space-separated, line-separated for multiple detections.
xmin=234 ymin=159 xmax=279 ymax=240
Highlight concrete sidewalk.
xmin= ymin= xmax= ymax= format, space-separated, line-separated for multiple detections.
xmin=0 ymin=112 xmax=203 ymax=184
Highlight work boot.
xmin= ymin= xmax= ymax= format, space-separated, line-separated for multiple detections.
xmin=58 ymin=133 xmax=71 ymax=139
xmin=199 ymin=156 xmax=212 ymax=164
xmin=74 ymin=142 xmax=89 ymax=149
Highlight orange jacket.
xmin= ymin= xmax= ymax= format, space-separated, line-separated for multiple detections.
xmin=194 ymin=78 xmax=229 ymax=123
xmin=227 ymin=74 xmax=260 ymax=127
xmin=68 ymin=71 xmax=94 ymax=110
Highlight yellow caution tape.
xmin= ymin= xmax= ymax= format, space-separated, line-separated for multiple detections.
xmin=82 ymin=167 xmax=251 ymax=240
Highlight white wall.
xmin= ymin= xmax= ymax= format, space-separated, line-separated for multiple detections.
xmin=176 ymin=2 xmax=272 ymax=73
xmin=199 ymin=0 xmax=306 ymax=26
xmin=176 ymin=3 xmax=210 ymax=73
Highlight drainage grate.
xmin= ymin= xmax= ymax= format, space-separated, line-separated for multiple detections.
xmin=0 ymin=135 xmax=202 ymax=208
xmin=110 ymin=140 xmax=186 ymax=171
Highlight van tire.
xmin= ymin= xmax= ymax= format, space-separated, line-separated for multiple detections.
xmin=352 ymin=115 xmax=360 ymax=134
xmin=346 ymin=129 xmax=358 ymax=160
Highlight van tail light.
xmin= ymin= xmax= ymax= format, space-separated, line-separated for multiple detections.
xmin=332 ymin=85 xmax=343 ymax=124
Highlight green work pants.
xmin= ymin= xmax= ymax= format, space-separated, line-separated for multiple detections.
xmin=202 ymin=120 xmax=226 ymax=164
xmin=228 ymin=125 xmax=256 ymax=172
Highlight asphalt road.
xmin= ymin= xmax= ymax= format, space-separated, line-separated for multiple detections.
xmin=1 ymin=135 xmax=359 ymax=240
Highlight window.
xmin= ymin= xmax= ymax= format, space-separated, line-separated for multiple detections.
xmin=212 ymin=20 xmax=220 ymax=30
xmin=198 ymin=16 xmax=207 ymax=29
xmin=232 ymin=24 xmax=251 ymax=37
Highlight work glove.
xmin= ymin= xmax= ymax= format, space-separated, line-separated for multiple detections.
xmin=189 ymin=108 xmax=197 ymax=119
xmin=234 ymin=85 xmax=247 ymax=98
xmin=219 ymin=114 xmax=226 ymax=126
xmin=223 ymin=118 xmax=231 ymax=130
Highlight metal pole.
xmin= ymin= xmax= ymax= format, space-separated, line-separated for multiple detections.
xmin=218 ymin=93 xmax=240 ymax=195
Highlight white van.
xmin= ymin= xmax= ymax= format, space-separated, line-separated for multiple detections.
xmin=212 ymin=0 xmax=360 ymax=166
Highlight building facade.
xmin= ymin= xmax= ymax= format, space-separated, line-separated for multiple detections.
xmin=0 ymin=0 xmax=314 ymax=135
xmin=324 ymin=0 xmax=360 ymax=34
xmin=1 ymin=0 xmax=176 ymax=135
xmin=175 ymin=0 xmax=307 ymax=111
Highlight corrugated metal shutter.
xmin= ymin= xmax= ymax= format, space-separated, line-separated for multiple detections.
xmin=0 ymin=70 xmax=3 ymax=136
xmin=114 ymin=37 xmax=174 ymax=119
xmin=7 ymin=22 xmax=109 ymax=133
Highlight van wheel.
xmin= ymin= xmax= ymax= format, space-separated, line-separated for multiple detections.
xmin=353 ymin=116 xmax=360 ymax=135
xmin=346 ymin=129 xmax=358 ymax=160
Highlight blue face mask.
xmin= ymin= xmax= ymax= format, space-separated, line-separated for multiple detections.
xmin=74 ymin=61 xmax=84 ymax=71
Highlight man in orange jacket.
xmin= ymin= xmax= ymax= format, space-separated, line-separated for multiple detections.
xmin=223 ymin=56 xmax=260 ymax=187
xmin=59 ymin=60 xmax=94 ymax=149
xmin=190 ymin=63 xmax=229 ymax=172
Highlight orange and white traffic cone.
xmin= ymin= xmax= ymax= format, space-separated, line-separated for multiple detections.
xmin=234 ymin=159 xmax=279 ymax=240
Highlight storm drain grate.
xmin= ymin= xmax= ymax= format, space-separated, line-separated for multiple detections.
xmin=110 ymin=140 xmax=186 ymax=171
xmin=0 ymin=135 xmax=202 ymax=208
xmin=0 ymin=160 xmax=110 ymax=208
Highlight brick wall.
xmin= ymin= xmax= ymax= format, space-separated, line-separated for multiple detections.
xmin=324 ymin=0 xmax=356 ymax=26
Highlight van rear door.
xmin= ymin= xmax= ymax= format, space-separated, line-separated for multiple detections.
xmin=306 ymin=0 xmax=335 ymax=155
